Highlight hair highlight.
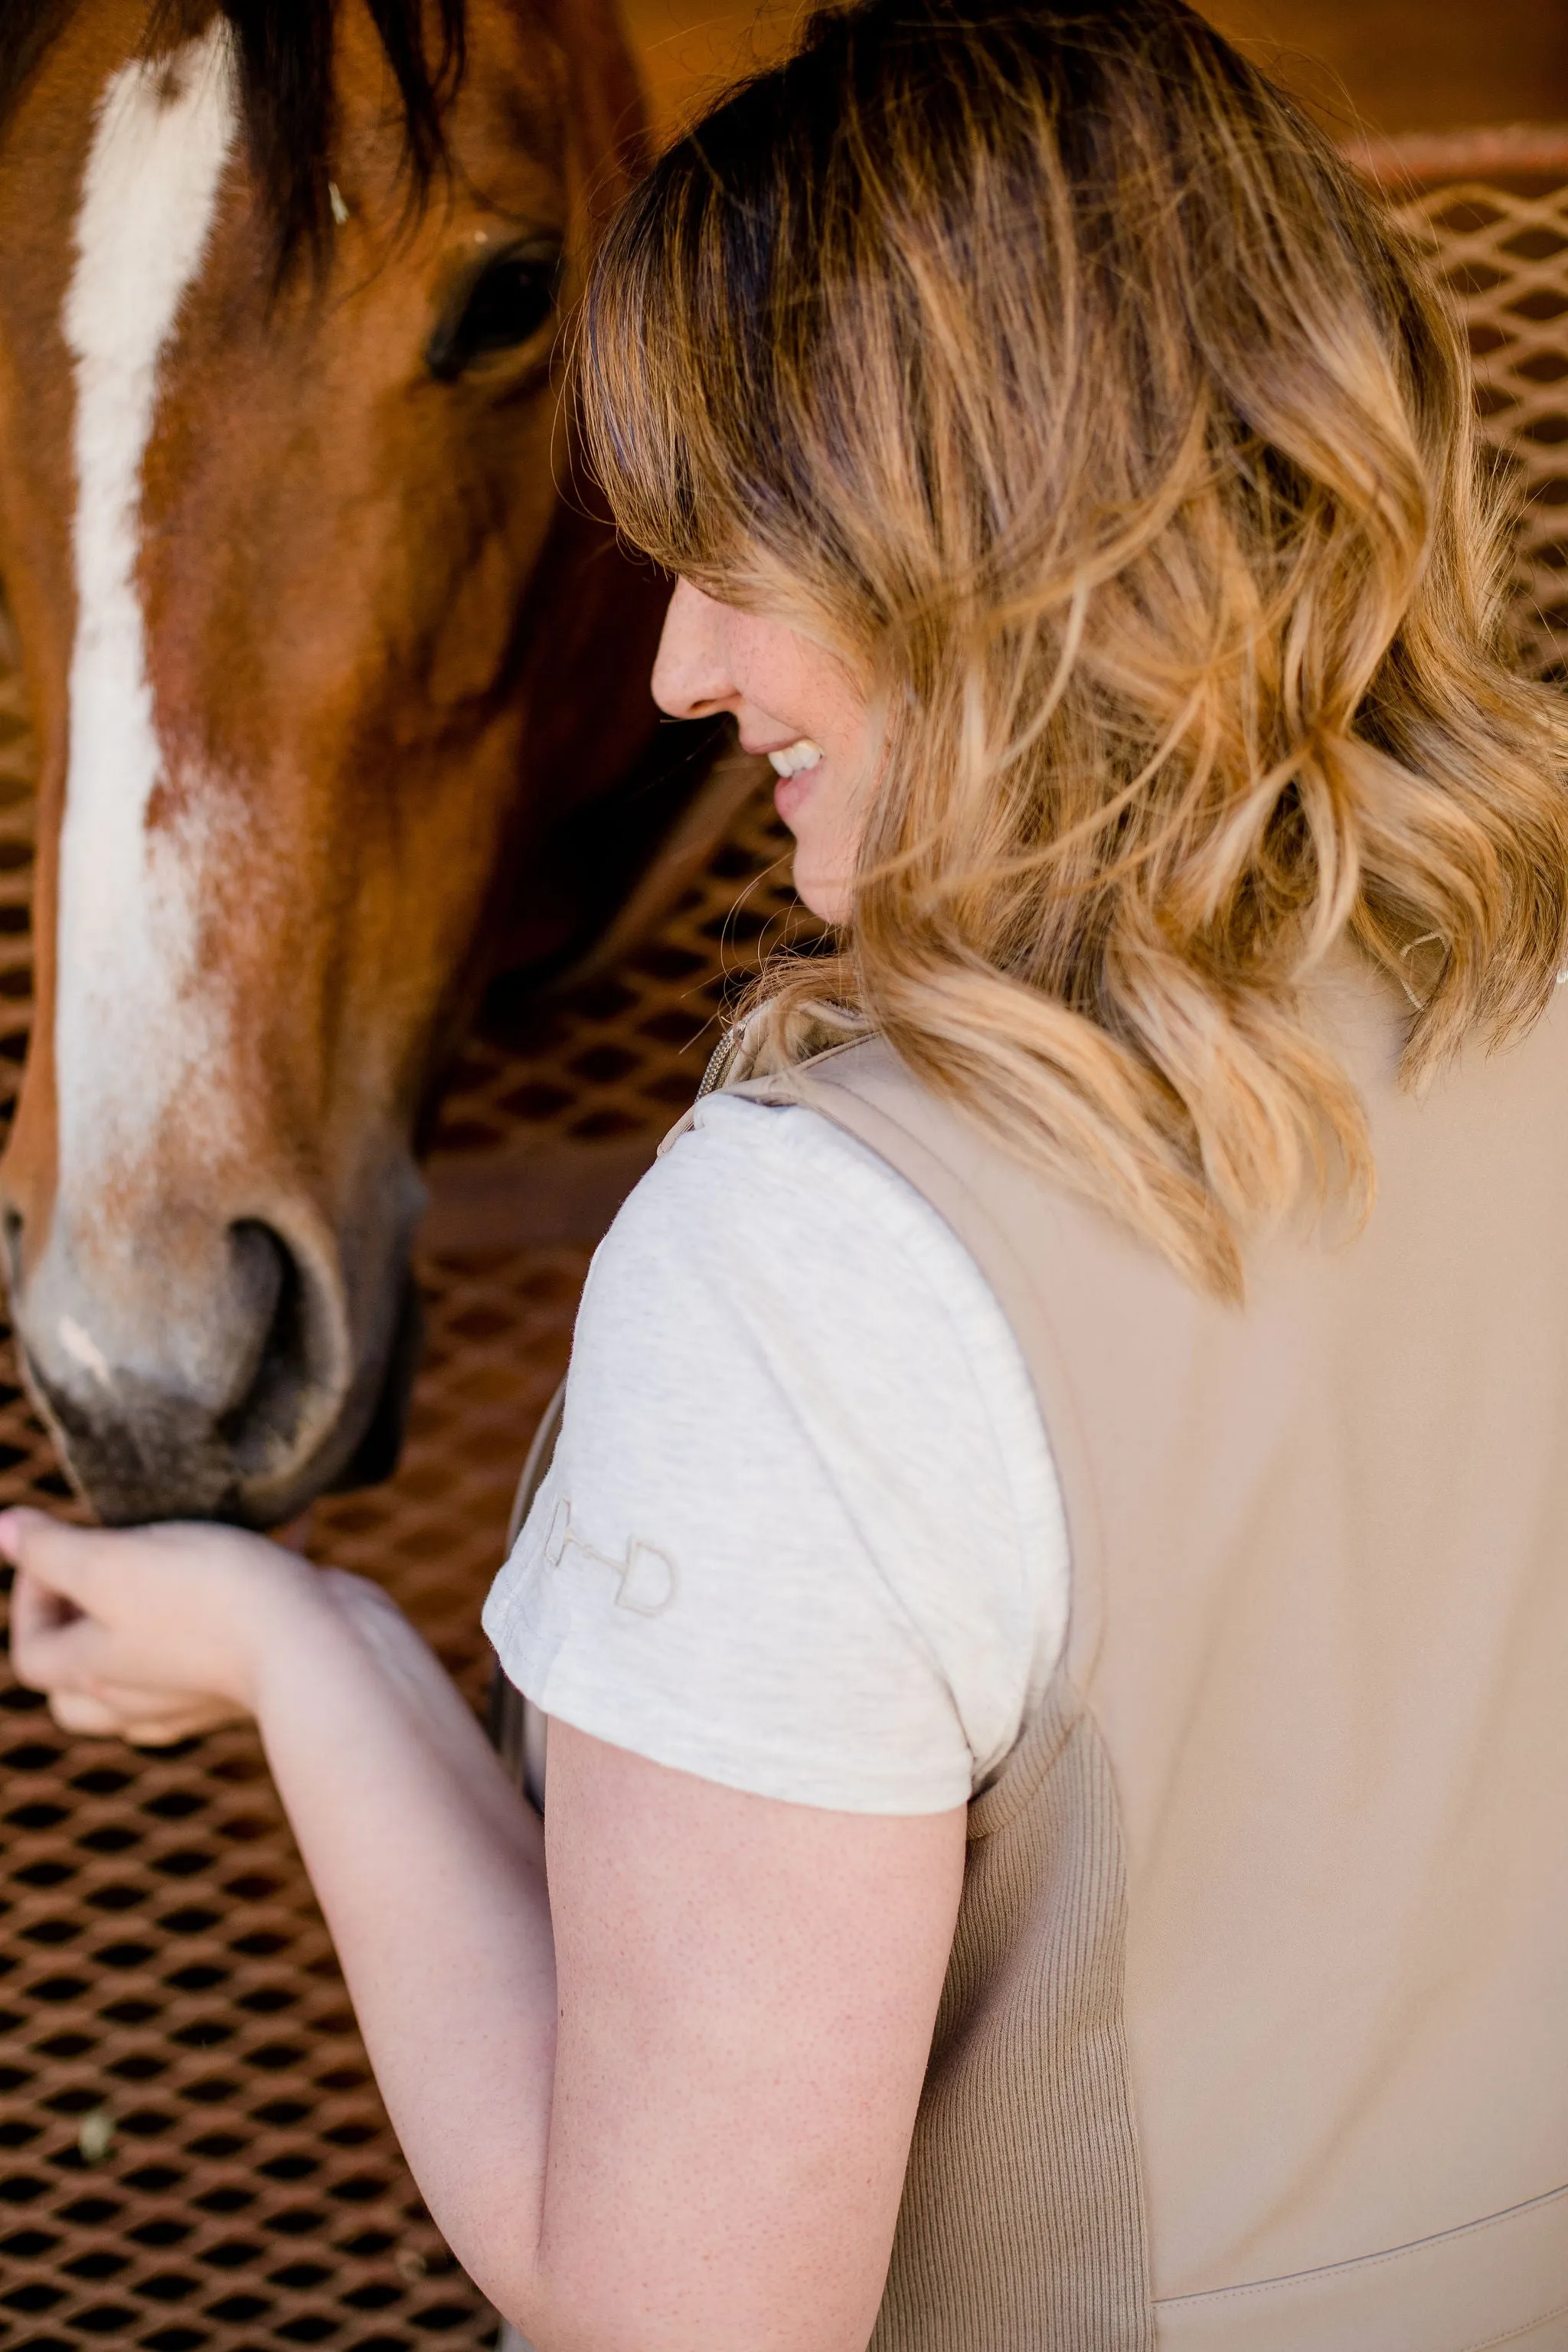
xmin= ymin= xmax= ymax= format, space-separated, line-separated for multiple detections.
xmin=581 ymin=0 xmax=1568 ymax=1294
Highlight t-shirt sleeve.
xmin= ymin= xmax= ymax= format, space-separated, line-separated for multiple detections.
xmin=481 ymin=1095 xmax=1069 ymax=1814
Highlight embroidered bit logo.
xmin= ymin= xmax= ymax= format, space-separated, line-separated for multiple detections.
xmin=543 ymin=1498 xmax=678 ymax=1617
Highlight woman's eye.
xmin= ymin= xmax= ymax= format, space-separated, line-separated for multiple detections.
xmin=426 ymin=242 xmax=563 ymax=381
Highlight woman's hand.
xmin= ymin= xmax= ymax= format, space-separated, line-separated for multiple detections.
xmin=1 ymin=1508 xmax=325 ymax=1745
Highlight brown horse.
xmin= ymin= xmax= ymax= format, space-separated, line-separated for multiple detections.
xmin=0 ymin=0 xmax=721 ymax=1527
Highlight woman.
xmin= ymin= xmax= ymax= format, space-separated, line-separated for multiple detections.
xmin=8 ymin=2 xmax=1568 ymax=2344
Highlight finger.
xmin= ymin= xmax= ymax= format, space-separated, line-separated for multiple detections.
xmin=47 ymin=1681 xmax=238 ymax=1746
xmin=0 ymin=1510 xmax=112 ymax=1612
xmin=123 ymin=1706 xmax=240 ymax=1748
xmin=11 ymin=1567 xmax=83 ymax=1646
xmin=10 ymin=1572 xmax=116 ymax=1693
xmin=47 ymin=1688 xmax=128 ymax=1738
xmin=90 ymin=1680 xmax=245 ymax=1741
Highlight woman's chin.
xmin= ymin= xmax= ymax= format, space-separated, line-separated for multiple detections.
xmin=791 ymin=854 xmax=851 ymax=927
xmin=773 ymin=774 xmax=854 ymax=922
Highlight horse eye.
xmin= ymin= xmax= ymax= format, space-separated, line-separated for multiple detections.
xmin=426 ymin=241 xmax=563 ymax=382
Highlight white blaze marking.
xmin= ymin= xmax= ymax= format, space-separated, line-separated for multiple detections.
xmin=57 ymin=25 xmax=238 ymax=1213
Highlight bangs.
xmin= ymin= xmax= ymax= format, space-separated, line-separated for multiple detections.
xmin=575 ymin=155 xmax=746 ymax=582
xmin=575 ymin=34 xmax=865 ymax=602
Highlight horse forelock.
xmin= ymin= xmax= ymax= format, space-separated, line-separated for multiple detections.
xmin=2 ymin=0 xmax=472 ymax=276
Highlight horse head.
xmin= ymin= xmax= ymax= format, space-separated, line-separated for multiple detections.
xmin=0 ymin=0 xmax=683 ymax=1524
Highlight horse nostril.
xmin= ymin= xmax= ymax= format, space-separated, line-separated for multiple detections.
xmin=1 ymin=1204 xmax=22 ymax=1286
xmin=220 ymin=1220 xmax=312 ymax=1474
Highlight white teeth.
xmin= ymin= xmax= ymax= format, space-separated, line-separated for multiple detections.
xmin=767 ymin=737 xmax=824 ymax=779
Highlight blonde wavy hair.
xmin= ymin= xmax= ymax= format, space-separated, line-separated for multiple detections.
xmin=580 ymin=0 xmax=1568 ymax=1294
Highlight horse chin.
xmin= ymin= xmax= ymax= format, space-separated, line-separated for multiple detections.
xmin=18 ymin=1263 xmax=426 ymax=1530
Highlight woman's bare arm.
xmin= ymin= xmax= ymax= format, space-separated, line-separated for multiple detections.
xmin=3 ymin=1512 xmax=965 ymax=2352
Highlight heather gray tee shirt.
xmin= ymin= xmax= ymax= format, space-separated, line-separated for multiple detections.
xmin=482 ymin=1093 xmax=1070 ymax=1814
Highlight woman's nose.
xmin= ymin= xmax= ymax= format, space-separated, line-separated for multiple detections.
xmin=651 ymin=578 xmax=738 ymax=720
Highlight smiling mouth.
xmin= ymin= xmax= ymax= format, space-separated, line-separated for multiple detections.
xmin=766 ymin=737 xmax=824 ymax=779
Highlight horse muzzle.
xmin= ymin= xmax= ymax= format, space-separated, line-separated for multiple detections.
xmin=0 ymin=1174 xmax=423 ymax=1526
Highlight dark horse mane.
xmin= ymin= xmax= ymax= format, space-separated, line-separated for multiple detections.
xmin=0 ymin=0 xmax=468 ymax=271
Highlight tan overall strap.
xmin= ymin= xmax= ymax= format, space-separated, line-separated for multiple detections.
xmin=720 ymin=1041 xmax=1156 ymax=2350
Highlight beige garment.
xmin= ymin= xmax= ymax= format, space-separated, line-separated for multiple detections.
xmin=722 ymin=962 xmax=1568 ymax=2349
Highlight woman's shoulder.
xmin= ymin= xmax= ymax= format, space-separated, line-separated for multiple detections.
xmin=591 ymin=1089 xmax=1057 ymax=1519
xmin=492 ymin=1086 xmax=1072 ymax=1807
xmin=599 ymin=1084 xmax=1003 ymax=1321
xmin=583 ymin=1089 xmax=1070 ymax=1717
